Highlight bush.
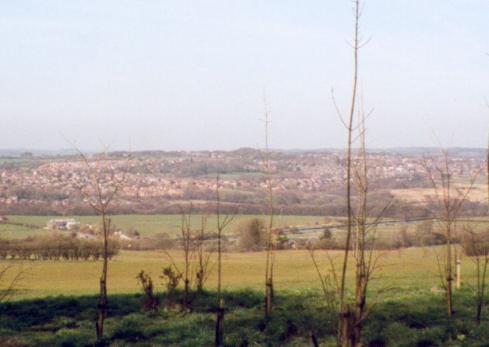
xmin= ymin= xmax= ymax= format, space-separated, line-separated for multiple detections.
xmin=462 ymin=229 xmax=489 ymax=257
xmin=136 ymin=271 xmax=159 ymax=311
xmin=237 ymin=218 xmax=266 ymax=251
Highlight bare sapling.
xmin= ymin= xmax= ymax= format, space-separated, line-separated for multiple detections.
xmin=350 ymin=103 xmax=386 ymax=345
xmin=311 ymin=102 xmax=385 ymax=347
xmin=136 ymin=270 xmax=159 ymax=311
xmin=214 ymin=174 xmax=235 ymax=347
xmin=161 ymin=263 xmax=182 ymax=307
xmin=179 ymin=205 xmax=195 ymax=310
xmin=161 ymin=216 xmax=196 ymax=307
xmin=195 ymin=215 xmax=213 ymax=293
xmin=74 ymin=149 xmax=125 ymax=342
xmin=458 ymin=139 xmax=489 ymax=324
xmin=423 ymin=149 xmax=479 ymax=317
xmin=0 ymin=176 xmax=24 ymax=303
xmin=331 ymin=0 xmax=369 ymax=345
xmin=461 ymin=225 xmax=489 ymax=324
xmin=336 ymin=2 xmax=360 ymax=342
xmin=0 ymin=264 xmax=24 ymax=302
xmin=308 ymin=248 xmax=340 ymax=315
xmin=262 ymin=97 xmax=275 ymax=318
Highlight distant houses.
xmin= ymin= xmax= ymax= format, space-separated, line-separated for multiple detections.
xmin=45 ymin=218 xmax=137 ymax=243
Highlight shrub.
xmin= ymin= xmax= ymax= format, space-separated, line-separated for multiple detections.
xmin=136 ymin=271 xmax=159 ymax=311
xmin=237 ymin=218 xmax=266 ymax=251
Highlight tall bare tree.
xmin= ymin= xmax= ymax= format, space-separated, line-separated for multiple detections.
xmin=214 ymin=175 xmax=235 ymax=347
xmin=263 ymin=97 xmax=275 ymax=318
xmin=462 ymin=226 xmax=489 ymax=324
xmin=424 ymin=150 xmax=479 ymax=317
xmin=349 ymin=104 xmax=386 ymax=345
xmin=328 ymin=1 xmax=388 ymax=344
xmin=195 ymin=215 xmax=213 ymax=293
xmin=179 ymin=206 xmax=194 ymax=309
xmin=74 ymin=150 xmax=124 ymax=342
xmin=460 ymin=139 xmax=489 ymax=324
xmin=332 ymin=0 xmax=366 ymax=345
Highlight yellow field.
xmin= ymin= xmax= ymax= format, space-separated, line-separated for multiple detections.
xmin=390 ymin=182 xmax=487 ymax=204
xmin=1 ymin=247 xmax=481 ymax=301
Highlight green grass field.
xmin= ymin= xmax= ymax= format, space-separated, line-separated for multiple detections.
xmin=1 ymin=214 xmax=337 ymax=239
xmin=3 ymin=215 xmax=489 ymax=346
xmin=0 ymin=247 xmax=478 ymax=301
xmin=2 ymin=214 xmax=488 ymax=302
xmin=3 ymin=213 xmax=487 ymax=242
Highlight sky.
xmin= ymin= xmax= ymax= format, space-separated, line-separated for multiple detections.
xmin=0 ymin=0 xmax=488 ymax=151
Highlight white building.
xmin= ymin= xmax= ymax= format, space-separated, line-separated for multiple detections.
xmin=47 ymin=219 xmax=80 ymax=230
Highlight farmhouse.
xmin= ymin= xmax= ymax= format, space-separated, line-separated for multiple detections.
xmin=113 ymin=230 xmax=133 ymax=241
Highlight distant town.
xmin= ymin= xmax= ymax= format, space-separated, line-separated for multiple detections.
xmin=0 ymin=148 xmax=485 ymax=218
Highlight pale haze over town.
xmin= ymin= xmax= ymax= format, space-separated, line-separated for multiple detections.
xmin=1 ymin=0 xmax=488 ymax=151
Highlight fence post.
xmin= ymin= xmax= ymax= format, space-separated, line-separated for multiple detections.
xmin=456 ymin=257 xmax=461 ymax=289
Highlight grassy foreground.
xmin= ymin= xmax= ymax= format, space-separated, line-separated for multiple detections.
xmin=2 ymin=248 xmax=489 ymax=346
xmin=3 ymin=289 xmax=489 ymax=347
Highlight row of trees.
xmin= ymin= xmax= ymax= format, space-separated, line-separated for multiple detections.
xmin=0 ymin=235 xmax=119 ymax=261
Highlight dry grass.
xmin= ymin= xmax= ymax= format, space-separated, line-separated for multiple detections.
xmin=0 ymin=247 xmax=482 ymax=301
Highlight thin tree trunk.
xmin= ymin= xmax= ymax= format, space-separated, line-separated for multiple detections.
xmin=216 ymin=176 xmax=222 ymax=303
xmin=73 ymin=149 xmax=125 ymax=344
xmin=476 ymin=299 xmax=482 ymax=324
xmin=180 ymin=210 xmax=192 ymax=310
xmin=476 ymin=256 xmax=485 ymax=324
xmin=215 ymin=299 xmax=225 ymax=347
xmin=196 ymin=216 xmax=207 ymax=293
xmin=338 ymin=1 xmax=360 ymax=345
xmin=96 ymin=214 xmax=110 ymax=342
xmin=447 ymin=223 xmax=453 ymax=316
xmin=444 ymin=154 xmax=454 ymax=317
xmin=263 ymin=99 xmax=275 ymax=318
xmin=215 ymin=175 xmax=225 ymax=347
xmin=352 ymin=110 xmax=368 ymax=346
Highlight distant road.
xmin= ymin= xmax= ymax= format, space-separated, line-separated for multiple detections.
xmin=284 ymin=218 xmax=489 ymax=234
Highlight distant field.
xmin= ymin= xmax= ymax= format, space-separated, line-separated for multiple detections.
xmin=390 ymin=182 xmax=487 ymax=204
xmin=0 ymin=222 xmax=50 ymax=239
xmin=0 ymin=247 xmax=483 ymax=301
xmin=1 ymin=214 xmax=338 ymax=239
xmin=2 ymin=214 xmax=489 ymax=242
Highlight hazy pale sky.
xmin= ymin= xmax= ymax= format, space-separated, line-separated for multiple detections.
xmin=0 ymin=0 xmax=488 ymax=151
